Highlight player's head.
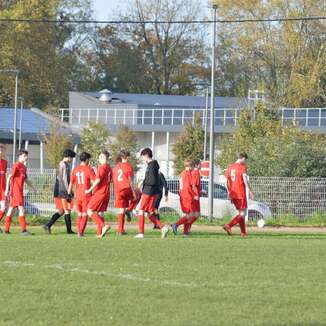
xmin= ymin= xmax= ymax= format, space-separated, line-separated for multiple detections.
xmin=18 ymin=149 xmax=28 ymax=163
xmin=79 ymin=152 xmax=91 ymax=165
xmin=140 ymin=148 xmax=153 ymax=163
xmin=184 ymin=159 xmax=193 ymax=170
xmin=120 ymin=149 xmax=130 ymax=162
xmin=0 ymin=144 xmax=5 ymax=157
xmin=115 ymin=154 xmax=122 ymax=164
xmin=193 ymin=159 xmax=201 ymax=169
xmin=99 ymin=150 xmax=110 ymax=164
xmin=238 ymin=152 xmax=248 ymax=164
xmin=63 ymin=149 xmax=76 ymax=163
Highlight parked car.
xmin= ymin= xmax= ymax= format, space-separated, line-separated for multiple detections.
xmin=160 ymin=179 xmax=272 ymax=220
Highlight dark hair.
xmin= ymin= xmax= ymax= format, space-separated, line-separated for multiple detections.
xmin=79 ymin=152 xmax=91 ymax=162
xmin=115 ymin=155 xmax=122 ymax=164
xmin=18 ymin=149 xmax=28 ymax=156
xmin=120 ymin=149 xmax=130 ymax=159
xmin=193 ymin=159 xmax=201 ymax=166
xmin=140 ymin=148 xmax=153 ymax=158
xmin=100 ymin=150 xmax=110 ymax=158
xmin=63 ymin=149 xmax=76 ymax=158
xmin=239 ymin=152 xmax=248 ymax=160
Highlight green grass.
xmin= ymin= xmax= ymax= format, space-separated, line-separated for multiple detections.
xmin=1 ymin=227 xmax=326 ymax=325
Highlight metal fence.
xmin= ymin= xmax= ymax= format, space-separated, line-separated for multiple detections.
xmin=59 ymin=107 xmax=326 ymax=129
xmin=19 ymin=170 xmax=326 ymax=219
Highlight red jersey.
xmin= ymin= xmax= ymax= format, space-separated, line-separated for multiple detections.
xmin=113 ymin=162 xmax=134 ymax=192
xmin=225 ymin=162 xmax=247 ymax=199
xmin=191 ymin=168 xmax=201 ymax=197
xmin=10 ymin=162 xmax=27 ymax=196
xmin=71 ymin=164 xmax=95 ymax=200
xmin=0 ymin=159 xmax=7 ymax=194
xmin=179 ymin=169 xmax=195 ymax=199
xmin=94 ymin=163 xmax=112 ymax=195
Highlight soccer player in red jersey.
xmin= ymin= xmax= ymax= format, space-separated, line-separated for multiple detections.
xmin=43 ymin=149 xmax=76 ymax=234
xmin=68 ymin=152 xmax=95 ymax=237
xmin=112 ymin=150 xmax=136 ymax=235
xmin=4 ymin=150 xmax=36 ymax=235
xmin=86 ymin=150 xmax=112 ymax=238
xmin=134 ymin=148 xmax=169 ymax=239
xmin=171 ymin=160 xmax=196 ymax=235
xmin=223 ymin=152 xmax=254 ymax=237
xmin=0 ymin=144 xmax=8 ymax=233
xmin=184 ymin=159 xmax=202 ymax=235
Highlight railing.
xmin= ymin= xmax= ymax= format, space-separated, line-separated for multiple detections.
xmin=59 ymin=107 xmax=326 ymax=129
xmin=17 ymin=169 xmax=326 ymax=219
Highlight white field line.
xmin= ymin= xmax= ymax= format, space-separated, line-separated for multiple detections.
xmin=2 ymin=261 xmax=198 ymax=288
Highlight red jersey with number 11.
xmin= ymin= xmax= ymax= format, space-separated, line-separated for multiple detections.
xmin=113 ymin=162 xmax=134 ymax=192
xmin=225 ymin=162 xmax=247 ymax=199
xmin=71 ymin=165 xmax=95 ymax=200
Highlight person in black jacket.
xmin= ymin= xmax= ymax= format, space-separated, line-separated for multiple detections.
xmin=43 ymin=149 xmax=76 ymax=234
xmin=153 ymin=171 xmax=169 ymax=229
xmin=135 ymin=148 xmax=169 ymax=239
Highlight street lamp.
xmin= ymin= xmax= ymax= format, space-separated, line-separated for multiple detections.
xmin=0 ymin=69 xmax=19 ymax=164
xmin=18 ymin=97 xmax=24 ymax=150
xmin=208 ymin=4 xmax=218 ymax=221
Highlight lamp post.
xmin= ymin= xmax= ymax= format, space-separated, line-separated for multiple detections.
xmin=203 ymin=87 xmax=209 ymax=160
xmin=18 ymin=97 xmax=24 ymax=150
xmin=208 ymin=4 xmax=217 ymax=221
xmin=0 ymin=69 xmax=19 ymax=164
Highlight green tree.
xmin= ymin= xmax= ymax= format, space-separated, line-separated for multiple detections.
xmin=172 ymin=114 xmax=204 ymax=174
xmin=41 ymin=123 xmax=73 ymax=168
xmin=80 ymin=122 xmax=111 ymax=166
xmin=108 ymin=125 xmax=139 ymax=170
xmin=219 ymin=103 xmax=326 ymax=177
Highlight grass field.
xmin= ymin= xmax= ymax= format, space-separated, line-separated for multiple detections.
xmin=0 ymin=227 xmax=326 ymax=326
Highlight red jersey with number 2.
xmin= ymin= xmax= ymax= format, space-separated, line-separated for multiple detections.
xmin=71 ymin=165 xmax=95 ymax=200
xmin=226 ymin=163 xmax=247 ymax=199
xmin=113 ymin=162 xmax=134 ymax=192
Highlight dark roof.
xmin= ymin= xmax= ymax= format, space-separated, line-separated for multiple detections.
xmin=71 ymin=91 xmax=247 ymax=108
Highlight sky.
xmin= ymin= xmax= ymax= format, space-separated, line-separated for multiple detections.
xmin=92 ymin=0 xmax=128 ymax=20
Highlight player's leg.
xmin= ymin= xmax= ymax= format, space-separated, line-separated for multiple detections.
xmin=135 ymin=208 xmax=145 ymax=238
xmin=4 ymin=206 xmax=15 ymax=233
xmin=79 ymin=200 xmax=89 ymax=237
xmin=44 ymin=198 xmax=64 ymax=234
xmin=153 ymin=193 xmax=162 ymax=229
xmin=17 ymin=206 xmax=30 ymax=235
xmin=238 ymin=209 xmax=247 ymax=237
xmin=62 ymin=199 xmax=74 ymax=234
xmin=184 ymin=211 xmax=199 ymax=235
xmin=0 ymin=200 xmax=6 ymax=233
xmin=117 ymin=208 xmax=126 ymax=235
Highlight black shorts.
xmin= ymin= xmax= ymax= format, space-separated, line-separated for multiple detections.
xmin=154 ymin=192 xmax=163 ymax=209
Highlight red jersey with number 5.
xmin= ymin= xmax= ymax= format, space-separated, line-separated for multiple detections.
xmin=225 ymin=163 xmax=247 ymax=199
xmin=71 ymin=165 xmax=95 ymax=200
xmin=94 ymin=163 xmax=112 ymax=195
xmin=113 ymin=162 xmax=133 ymax=192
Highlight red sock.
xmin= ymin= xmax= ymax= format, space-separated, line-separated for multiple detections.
xmin=238 ymin=216 xmax=247 ymax=234
xmin=148 ymin=214 xmax=163 ymax=229
xmin=175 ymin=216 xmax=188 ymax=227
xmin=184 ymin=223 xmax=191 ymax=234
xmin=138 ymin=214 xmax=144 ymax=234
xmin=76 ymin=216 xmax=81 ymax=234
xmin=80 ymin=216 xmax=88 ymax=235
xmin=5 ymin=216 xmax=12 ymax=232
xmin=228 ymin=215 xmax=241 ymax=229
xmin=18 ymin=216 xmax=27 ymax=232
xmin=0 ymin=210 xmax=4 ymax=222
xmin=117 ymin=213 xmax=125 ymax=234
xmin=91 ymin=213 xmax=105 ymax=235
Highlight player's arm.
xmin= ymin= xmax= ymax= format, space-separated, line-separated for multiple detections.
xmin=25 ymin=177 xmax=37 ymax=193
xmin=243 ymin=173 xmax=254 ymax=199
xmin=85 ymin=178 xmax=100 ymax=194
xmin=226 ymin=178 xmax=232 ymax=199
xmin=4 ymin=173 xmax=12 ymax=196
xmin=160 ymin=173 xmax=169 ymax=201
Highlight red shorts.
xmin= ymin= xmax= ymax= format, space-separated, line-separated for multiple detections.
xmin=55 ymin=197 xmax=73 ymax=211
xmin=139 ymin=194 xmax=157 ymax=212
xmin=180 ymin=196 xmax=195 ymax=214
xmin=115 ymin=188 xmax=133 ymax=208
xmin=193 ymin=199 xmax=200 ymax=213
xmin=0 ymin=189 xmax=5 ymax=201
xmin=10 ymin=192 xmax=24 ymax=208
xmin=232 ymin=198 xmax=247 ymax=210
xmin=75 ymin=197 xmax=91 ymax=214
xmin=88 ymin=193 xmax=109 ymax=212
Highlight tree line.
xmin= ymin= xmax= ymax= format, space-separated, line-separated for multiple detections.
xmin=0 ymin=0 xmax=324 ymax=109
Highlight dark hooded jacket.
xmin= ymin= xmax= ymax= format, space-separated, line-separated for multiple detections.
xmin=142 ymin=160 xmax=160 ymax=195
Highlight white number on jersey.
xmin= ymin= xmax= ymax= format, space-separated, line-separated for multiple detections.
xmin=76 ymin=171 xmax=85 ymax=185
xmin=230 ymin=169 xmax=236 ymax=182
xmin=117 ymin=169 xmax=123 ymax=182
